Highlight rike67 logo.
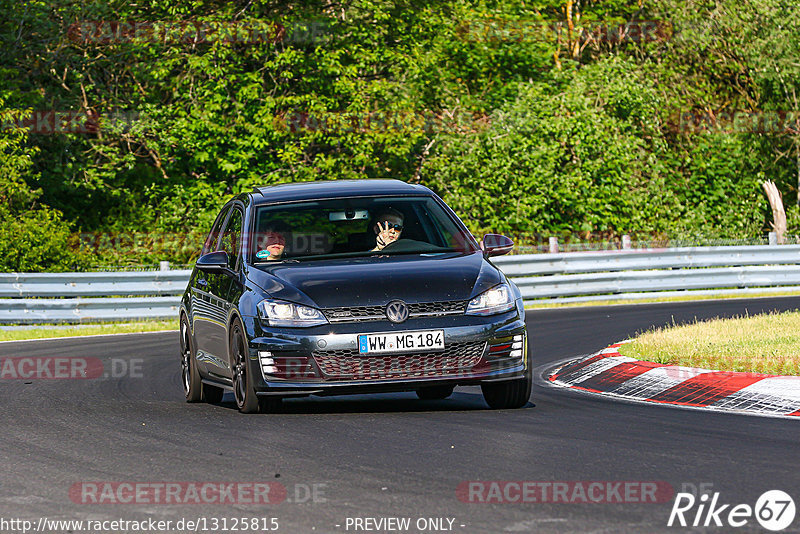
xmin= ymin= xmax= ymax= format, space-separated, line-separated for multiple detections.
xmin=668 ymin=490 xmax=796 ymax=531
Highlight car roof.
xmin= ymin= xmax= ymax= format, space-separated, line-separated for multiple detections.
xmin=250 ymin=179 xmax=432 ymax=205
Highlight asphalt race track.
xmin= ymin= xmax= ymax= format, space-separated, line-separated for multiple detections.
xmin=2 ymin=297 xmax=800 ymax=534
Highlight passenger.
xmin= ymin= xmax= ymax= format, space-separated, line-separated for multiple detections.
xmin=255 ymin=223 xmax=288 ymax=261
xmin=371 ymin=208 xmax=404 ymax=252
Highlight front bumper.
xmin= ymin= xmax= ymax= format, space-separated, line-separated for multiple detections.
xmin=243 ymin=303 xmax=528 ymax=397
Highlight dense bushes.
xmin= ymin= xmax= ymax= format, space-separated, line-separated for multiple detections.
xmin=0 ymin=0 xmax=795 ymax=269
xmin=0 ymin=107 xmax=82 ymax=271
xmin=421 ymin=57 xmax=768 ymax=238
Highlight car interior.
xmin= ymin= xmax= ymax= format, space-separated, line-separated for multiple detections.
xmin=255 ymin=207 xmax=442 ymax=258
xmin=248 ymin=193 xmax=479 ymax=262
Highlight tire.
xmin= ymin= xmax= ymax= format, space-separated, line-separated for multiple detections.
xmin=481 ymin=343 xmax=532 ymax=409
xmin=416 ymin=385 xmax=455 ymax=400
xmin=230 ymin=318 xmax=261 ymax=414
xmin=180 ymin=316 xmax=203 ymax=402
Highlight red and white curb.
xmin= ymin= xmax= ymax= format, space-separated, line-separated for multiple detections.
xmin=548 ymin=341 xmax=800 ymax=417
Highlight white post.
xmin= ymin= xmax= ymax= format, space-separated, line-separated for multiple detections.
xmin=159 ymin=261 xmax=170 ymax=271
xmin=548 ymin=236 xmax=559 ymax=254
xmin=769 ymin=232 xmax=778 ymax=246
xmin=622 ymin=234 xmax=631 ymax=249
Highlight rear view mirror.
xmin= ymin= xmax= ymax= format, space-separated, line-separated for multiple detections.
xmin=329 ymin=209 xmax=370 ymax=221
xmin=482 ymin=234 xmax=514 ymax=257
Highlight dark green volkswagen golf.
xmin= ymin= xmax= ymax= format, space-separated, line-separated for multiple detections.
xmin=180 ymin=180 xmax=530 ymax=413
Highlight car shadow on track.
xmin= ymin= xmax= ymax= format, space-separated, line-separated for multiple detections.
xmin=210 ymin=390 xmax=535 ymax=415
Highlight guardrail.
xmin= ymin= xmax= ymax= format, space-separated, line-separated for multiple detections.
xmin=0 ymin=270 xmax=192 ymax=323
xmin=493 ymin=244 xmax=800 ymax=303
xmin=3 ymin=244 xmax=800 ymax=323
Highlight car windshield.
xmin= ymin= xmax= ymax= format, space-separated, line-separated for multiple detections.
xmin=251 ymin=195 xmax=479 ymax=262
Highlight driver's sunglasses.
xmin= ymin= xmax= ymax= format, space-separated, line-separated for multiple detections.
xmin=381 ymin=222 xmax=404 ymax=232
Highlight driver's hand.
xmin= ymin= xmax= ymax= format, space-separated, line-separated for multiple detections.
xmin=374 ymin=222 xmax=399 ymax=251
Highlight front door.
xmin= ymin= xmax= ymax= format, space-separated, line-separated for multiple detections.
xmin=203 ymin=206 xmax=243 ymax=380
xmin=192 ymin=205 xmax=231 ymax=376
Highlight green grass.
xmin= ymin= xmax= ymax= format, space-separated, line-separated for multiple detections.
xmin=525 ymin=290 xmax=800 ymax=309
xmin=0 ymin=319 xmax=179 ymax=342
xmin=618 ymin=310 xmax=800 ymax=375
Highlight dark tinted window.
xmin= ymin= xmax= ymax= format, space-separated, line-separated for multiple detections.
xmin=201 ymin=205 xmax=230 ymax=255
xmin=219 ymin=208 xmax=243 ymax=268
xmin=252 ymin=196 xmax=478 ymax=261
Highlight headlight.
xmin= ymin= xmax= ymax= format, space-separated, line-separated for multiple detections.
xmin=257 ymin=299 xmax=328 ymax=327
xmin=465 ymin=284 xmax=515 ymax=316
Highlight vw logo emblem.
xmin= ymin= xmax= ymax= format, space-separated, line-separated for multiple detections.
xmin=385 ymin=300 xmax=409 ymax=323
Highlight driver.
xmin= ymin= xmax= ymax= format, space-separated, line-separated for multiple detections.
xmin=371 ymin=208 xmax=404 ymax=252
xmin=256 ymin=223 xmax=288 ymax=261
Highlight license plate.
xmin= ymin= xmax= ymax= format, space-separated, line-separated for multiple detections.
xmin=358 ymin=330 xmax=445 ymax=354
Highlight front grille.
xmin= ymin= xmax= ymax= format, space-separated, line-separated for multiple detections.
xmin=312 ymin=341 xmax=486 ymax=380
xmin=322 ymin=300 xmax=468 ymax=323
xmin=323 ymin=305 xmax=384 ymax=322
xmin=408 ymin=301 xmax=467 ymax=315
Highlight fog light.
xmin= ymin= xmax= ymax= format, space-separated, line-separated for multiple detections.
xmin=510 ymin=349 xmax=523 ymax=357
xmin=513 ymin=334 xmax=523 ymax=341
xmin=512 ymin=342 xmax=523 ymax=349
xmin=262 ymin=365 xmax=279 ymax=374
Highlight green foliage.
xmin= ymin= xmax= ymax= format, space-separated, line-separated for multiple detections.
xmin=668 ymin=134 xmax=767 ymax=238
xmin=0 ymin=205 xmax=82 ymax=272
xmin=0 ymin=106 xmax=84 ymax=271
xmin=0 ymin=0 xmax=795 ymax=269
xmin=423 ymin=57 xmax=687 ymax=237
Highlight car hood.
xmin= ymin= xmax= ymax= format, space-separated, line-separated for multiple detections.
xmin=246 ymin=252 xmax=502 ymax=308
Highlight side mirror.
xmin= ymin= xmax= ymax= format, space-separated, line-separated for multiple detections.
xmin=196 ymin=251 xmax=231 ymax=274
xmin=482 ymin=234 xmax=514 ymax=257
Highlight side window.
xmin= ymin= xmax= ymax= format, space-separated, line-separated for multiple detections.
xmin=219 ymin=208 xmax=243 ymax=268
xmin=201 ymin=206 xmax=230 ymax=255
